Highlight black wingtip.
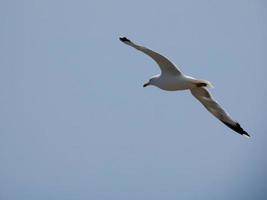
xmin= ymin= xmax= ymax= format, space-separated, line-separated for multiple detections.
xmin=119 ymin=37 xmax=131 ymax=42
xmin=222 ymin=121 xmax=250 ymax=138
xmin=243 ymin=131 xmax=251 ymax=138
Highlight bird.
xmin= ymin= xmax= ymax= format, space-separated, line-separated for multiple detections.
xmin=119 ymin=37 xmax=250 ymax=138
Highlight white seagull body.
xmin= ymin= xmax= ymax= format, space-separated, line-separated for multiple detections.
xmin=120 ymin=37 xmax=250 ymax=138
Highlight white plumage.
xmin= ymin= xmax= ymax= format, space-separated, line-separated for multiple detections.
xmin=120 ymin=37 xmax=250 ymax=138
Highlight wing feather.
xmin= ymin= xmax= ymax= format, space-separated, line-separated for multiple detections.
xmin=120 ymin=37 xmax=181 ymax=75
xmin=190 ymin=87 xmax=250 ymax=138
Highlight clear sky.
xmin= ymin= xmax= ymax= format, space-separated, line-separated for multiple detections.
xmin=1 ymin=0 xmax=267 ymax=199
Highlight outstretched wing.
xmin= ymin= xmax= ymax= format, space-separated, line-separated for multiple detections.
xmin=119 ymin=37 xmax=182 ymax=75
xmin=190 ymin=87 xmax=250 ymax=138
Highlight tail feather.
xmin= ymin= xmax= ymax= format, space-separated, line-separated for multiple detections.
xmin=193 ymin=79 xmax=214 ymax=88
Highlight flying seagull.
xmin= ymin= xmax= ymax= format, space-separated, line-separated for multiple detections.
xmin=119 ymin=37 xmax=250 ymax=138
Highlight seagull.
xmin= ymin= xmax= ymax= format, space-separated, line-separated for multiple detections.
xmin=120 ymin=37 xmax=250 ymax=138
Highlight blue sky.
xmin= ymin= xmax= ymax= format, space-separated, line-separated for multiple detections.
xmin=0 ymin=0 xmax=267 ymax=199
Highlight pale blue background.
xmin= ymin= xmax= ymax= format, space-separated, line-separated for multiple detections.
xmin=0 ymin=0 xmax=267 ymax=199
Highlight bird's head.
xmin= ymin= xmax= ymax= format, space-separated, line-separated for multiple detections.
xmin=143 ymin=81 xmax=150 ymax=87
xmin=143 ymin=76 xmax=159 ymax=88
